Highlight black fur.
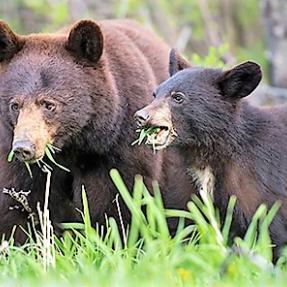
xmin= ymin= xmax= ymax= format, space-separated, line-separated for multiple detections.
xmin=137 ymin=50 xmax=287 ymax=260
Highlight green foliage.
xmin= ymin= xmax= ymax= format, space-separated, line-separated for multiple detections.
xmin=191 ymin=44 xmax=228 ymax=68
xmin=0 ymin=0 xmax=268 ymax=77
xmin=0 ymin=169 xmax=286 ymax=286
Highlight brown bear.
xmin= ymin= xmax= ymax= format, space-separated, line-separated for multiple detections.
xmin=0 ymin=120 xmax=76 ymax=243
xmin=0 ymin=20 xmax=192 ymax=241
xmin=134 ymin=49 xmax=287 ymax=259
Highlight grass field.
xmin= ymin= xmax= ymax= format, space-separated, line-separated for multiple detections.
xmin=1 ymin=169 xmax=287 ymax=287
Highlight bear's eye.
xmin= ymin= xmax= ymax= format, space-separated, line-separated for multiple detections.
xmin=171 ymin=92 xmax=185 ymax=104
xmin=42 ymin=101 xmax=56 ymax=112
xmin=10 ymin=102 xmax=20 ymax=112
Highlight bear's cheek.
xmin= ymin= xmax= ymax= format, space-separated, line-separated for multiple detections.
xmin=50 ymin=123 xmax=82 ymax=149
xmin=171 ymin=111 xmax=194 ymax=145
xmin=51 ymin=131 xmax=71 ymax=148
xmin=171 ymin=110 xmax=185 ymax=129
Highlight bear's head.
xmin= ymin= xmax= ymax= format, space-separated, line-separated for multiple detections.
xmin=134 ymin=49 xmax=262 ymax=151
xmin=0 ymin=20 xmax=121 ymax=163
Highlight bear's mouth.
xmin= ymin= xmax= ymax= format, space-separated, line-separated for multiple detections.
xmin=145 ymin=125 xmax=177 ymax=150
xmin=8 ymin=143 xmax=70 ymax=174
xmin=26 ymin=156 xmax=44 ymax=164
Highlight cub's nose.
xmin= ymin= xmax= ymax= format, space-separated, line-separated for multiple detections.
xmin=134 ymin=109 xmax=150 ymax=127
xmin=12 ymin=140 xmax=36 ymax=162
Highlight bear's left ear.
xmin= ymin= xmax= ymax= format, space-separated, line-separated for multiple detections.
xmin=217 ymin=61 xmax=262 ymax=99
xmin=0 ymin=21 xmax=23 ymax=62
xmin=66 ymin=20 xmax=104 ymax=63
xmin=169 ymin=49 xmax=191 ymax=77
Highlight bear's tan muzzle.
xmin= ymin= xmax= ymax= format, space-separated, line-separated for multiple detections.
xmin=12 ymin=105 xmax=54 ymax=162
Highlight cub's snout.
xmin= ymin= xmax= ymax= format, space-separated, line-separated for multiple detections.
xmin=134 ymin=99 xmax=176 ymax=150
xmin=134 ymin=109 xmax=150 ymax=127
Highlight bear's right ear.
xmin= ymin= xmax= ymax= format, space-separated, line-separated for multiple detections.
xmin=0 ymin=21 xmax=22 ymax=62
xmin=169 ymin=49 xmax=191 ymax=76
xmin=66 ymin=20 xmax=104 ymax=63
xmin=217 ymin=61 xmax=262 ymax=99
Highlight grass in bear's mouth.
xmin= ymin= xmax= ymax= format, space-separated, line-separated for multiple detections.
xmin=44 ymin=144 xmax=70 ymax=173
xmin=132 ymin=127 xmax=162 ymax=152
xmin=7 ymin=144 xmax=70 ymax=178
xmin=7 ymin=150 xmax=14 ymax=163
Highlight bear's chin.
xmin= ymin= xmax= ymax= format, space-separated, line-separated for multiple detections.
xmin=17 ymin=155 xmax=44 ymax=165
xmin=146 ymin=127 xmax=176 ymax=151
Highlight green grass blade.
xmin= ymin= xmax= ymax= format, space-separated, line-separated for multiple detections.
xmin=244 ymin=204 xmax=267 ymax=249
xmin=7 ymin=150 xmax=14 ymax=162
xmin=45 ymin=146 xmax=70 ymax=172
xmin=57 ymin=223 xmax=86 ymax=230
xmin=222 ymin=195 xmax=237 ymax=244
xmin=128 ymin=174 xmax=145 ymax=247
xmin=81 ymin=185 xmax=91 ymax=230
xmin=110 ymin=169 xmax=146 ymax=225
xmin=24 ymin=162 xmax=33 ymax=178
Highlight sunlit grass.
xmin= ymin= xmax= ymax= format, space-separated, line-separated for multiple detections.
xmin=0 ymin=169 xmax=286 ymax=286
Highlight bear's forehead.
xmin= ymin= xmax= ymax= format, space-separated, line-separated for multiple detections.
xmin=18 ymin=37 xmax=70 ymax=60
xmin=1 ymin=37 xmax=79 ymax=84
xmin=175 ymin=68 xmax=222 ymax=84
xmin=2 ymin=56 xmax=68 ymax=82
xmin=156 ymin=68 xmax=222 ymax=96
xmin=23 ymin=34 xmax=67 ymax=48
xmin=0 ymin=57 xmax=80 ymax=97
xmin=1 ymin=34 xmax=71 ymax=69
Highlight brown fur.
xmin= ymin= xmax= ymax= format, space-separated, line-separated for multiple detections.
xmin=0 ymin=21 xmax=193 ymax=241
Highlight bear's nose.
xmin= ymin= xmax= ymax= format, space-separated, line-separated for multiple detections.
xmin=12 ymin=140 xmax=36 ymax=162
xmin=134 ymin=109 xmax=150 ymax=127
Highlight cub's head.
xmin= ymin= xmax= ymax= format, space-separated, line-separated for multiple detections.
xmin=0 ymin=20 xmax=119 ymax=163
xmin=134 ymin=49 xmax=262 ymax=150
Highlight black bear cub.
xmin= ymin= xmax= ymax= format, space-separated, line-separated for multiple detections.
xmin=135 ymin=49 xmax=287 ymax=259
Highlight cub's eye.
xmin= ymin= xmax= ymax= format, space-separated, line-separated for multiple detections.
xmin=42 ymin=101 xmax=56 ymax=112
xmin=171 ymin=92 xmax=185 ymax=104
xmin=10 ymin=102 xmax=19 ymax=112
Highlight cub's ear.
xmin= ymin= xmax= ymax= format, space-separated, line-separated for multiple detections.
xmin=0 ymin=21 xmax=23 ymax=62
xmin=218 ymin=61 xmax=262 ymax=99
xmin=66 ymin=20 xmax=104 ymax=63
xmin=169 ymin=49 xmax=191 ymax=76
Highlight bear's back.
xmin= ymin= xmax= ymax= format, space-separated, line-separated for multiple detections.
xmin=102 ymin=20 xmax=169 ymax=84
xmin=99 ymin=19 xmax=170 ymax=85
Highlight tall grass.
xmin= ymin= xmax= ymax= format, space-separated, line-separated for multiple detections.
xmin=0 ymin=169 xmax=286 ymax=286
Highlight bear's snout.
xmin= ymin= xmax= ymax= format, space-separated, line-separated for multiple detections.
xmin=134 ymin=98 xmax=173 ymax=130
xmin=12 ymin=140 xmax=36 ymax=162
xmin=134 ymin=109 xmax=150 ymax=127
xmin=12 ymin=104 xmax=57 ymax=162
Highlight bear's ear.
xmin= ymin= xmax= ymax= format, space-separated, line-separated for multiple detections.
xmin=169 ymin=49 xmax=191 ymax=76
xmin=66 ymin=20 xmax=104 ymax=63
xmin=0 ymin=21 xmax=22 ymax=62
xmin=217 ymin=61 xmax=262 ymax=99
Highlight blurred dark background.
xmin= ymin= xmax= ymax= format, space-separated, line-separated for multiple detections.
xmin=0 ymin=0 xmax=286 ymax=104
